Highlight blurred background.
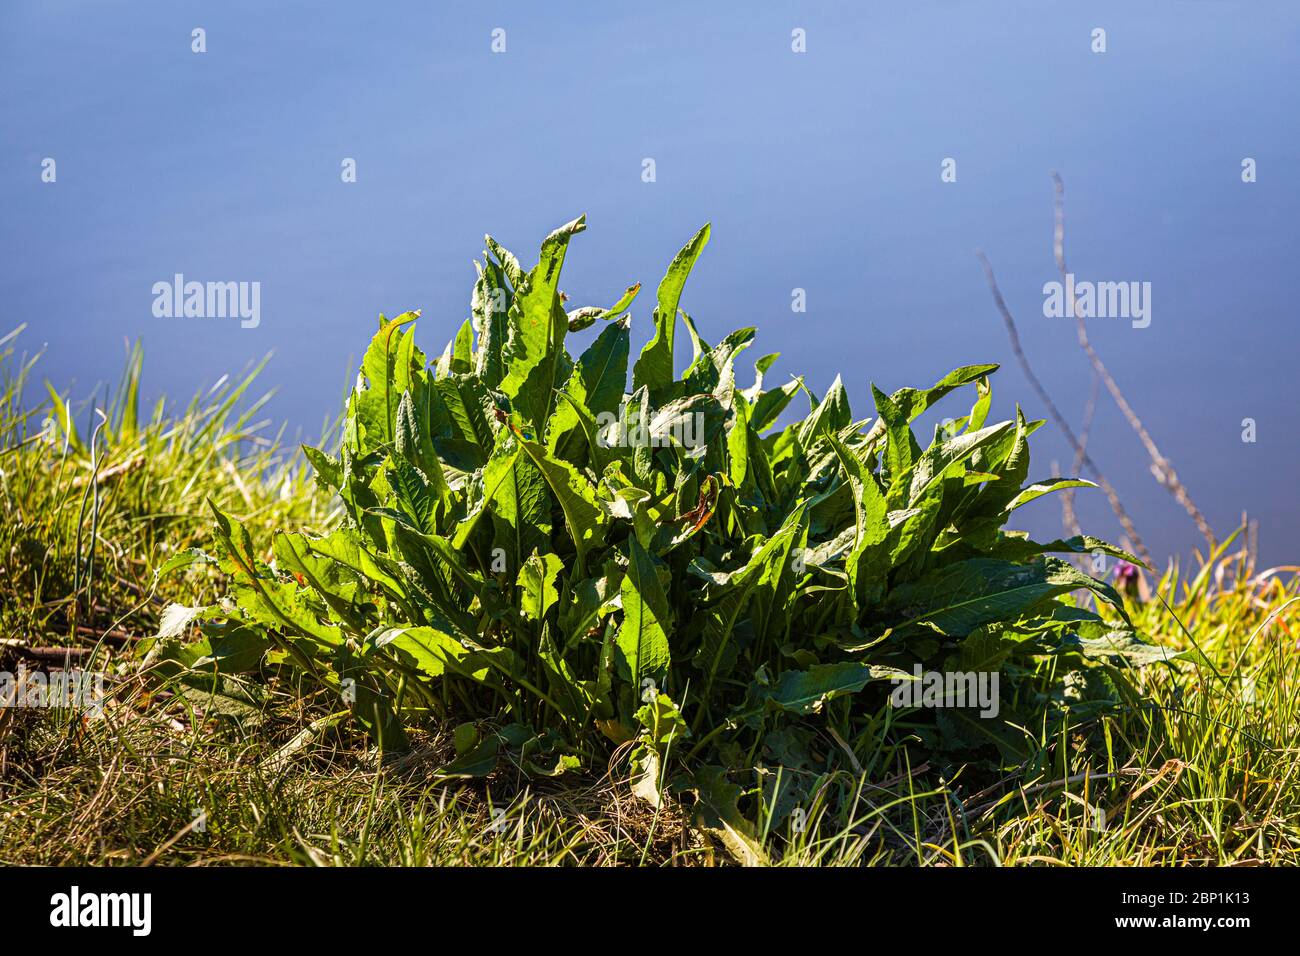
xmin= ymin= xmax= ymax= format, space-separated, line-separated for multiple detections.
xmin=2 ymin=0 xmax=1296 ymax=567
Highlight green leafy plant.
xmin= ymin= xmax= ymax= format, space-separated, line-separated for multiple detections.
xmin=168 ymin=218 xmax=1171 ymax=809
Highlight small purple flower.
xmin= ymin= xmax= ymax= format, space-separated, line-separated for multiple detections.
xmin=1114 ymin=561 xmax=1141 ymax=600
xmin=1114 ymin=561 xmax=1139 ymax=584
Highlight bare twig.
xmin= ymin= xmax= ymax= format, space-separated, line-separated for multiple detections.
xmin=74 ymin=625 xmax=134 ymax=645
xmin=1051 ymin=172 xmax=1215 ymax=550
xmin=0 ymin=642 xmax=94 ymax=663
xmin=1051 ymin=459 xmax=1081 ymax=538
xmin=1061 ymin=371 xmax=1099 ymax=538
xmin=976 ymin=251 xmax=1154 ymax=567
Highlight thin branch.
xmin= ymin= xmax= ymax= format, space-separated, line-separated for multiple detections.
xmin=1053 ymin=459 xmax=1082 ymax=539
xmin=1061 ymin=371 xmax=1099 ymax=539
xmin=1051 ymin=172 xmax=1215 ymax=549
xmin=976 ymin=251 xmax=1154 ymax=567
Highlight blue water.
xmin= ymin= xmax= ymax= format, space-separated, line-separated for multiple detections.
xmin=2 ymin=0 xmax=1297 ymax=568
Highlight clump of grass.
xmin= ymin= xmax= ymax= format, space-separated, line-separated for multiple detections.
xmin=0 ymin=326 xmax=327 ymax=651
xmin=0 ymin=327 xmax=329 ymax=799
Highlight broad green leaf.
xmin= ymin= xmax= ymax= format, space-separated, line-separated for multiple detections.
xmin=798 ymin=375 xmax=851 ymax=445
xmin=274 ymin=531 xmax=366 ymax=630
xmin=727 ymin=393 xmax=751 ymax=488
xmin=887 ymin=556 xmax=1129 ymax=636
xmin=450 ymin=318 xmax=473 ymax=375
xmin=694 ymin=507 xmax=806 ymax=693
xmin=690 ymin=765 xmax=768 ymax=866
xmin=992 ymin=534 xmax=1144 ymax=567
xmin=433 ymin=374 xmax=495 ymax=465
xmin=500 ymin=215 xmax=586 ymax=430
xmin=387 ymin=455 xmax=440 ymax=535
xmin=881 ymin=363 xmax=999 ymax=424
xmin=514 ymin=433 xmax=609 ymax=573
xmin=471 ymin=257 xmax=510 ymax=388
xmin=750 ymin=376 xmax=803 ymax=434
xmin=372 ymin=625 xmax=470 ymax=679
xmin=685 ymin=327 xmax=756 ymax=405
xmin=302 ymin=528 xmax=408 ymax=603
xmin=872 ymin=384 xmax=915 ymax=488
xmin=354 ymin=312 xmax=421 ymax=451
xmin=751 ymin=661 xmax=905 ymax=716
xmin=176 ymin=624 xmax=268 ymax=675
xmin=633 ymin=223 xmax=710 ymax=395
xmin=547 ymin=318 xmax=629 ymax=463
xmin=485 ymin=235 xmax=525 ymax=289
xmin=827 ymin=434 xmax=889 ymax=608
xmin=1053 ymin=628 xmax=1192 ymax=666
xmin=481 ymin=438 xmax=552 ymax=572
xmin=1005 ymin=477 xmax=1095 ymax=512
xmin=900 ymin=420 xmax=1014 ymax=508
xmin=566 ymin=282 xmax=641 ymax=331
xmin=302 ymin=443 xmax=342 ymax=491
xmin=617 ymin=536 xmax=672 ymax=687
xmin=519 ymin=551 xmax=563 ymax=621
xmin=743 ymin=352 xmax=781 ymax=402
xmin=648 ymin=393 xmax=723 ymax=452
